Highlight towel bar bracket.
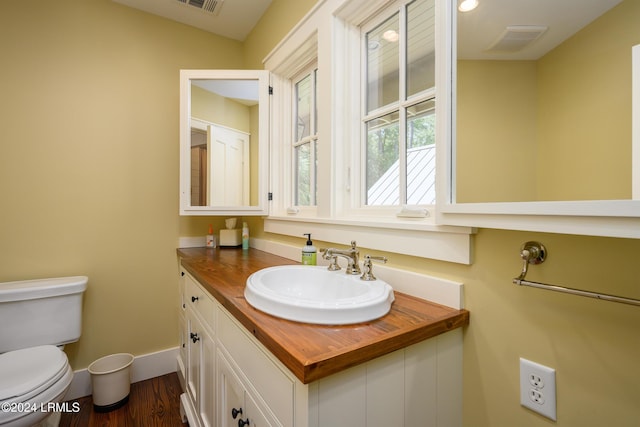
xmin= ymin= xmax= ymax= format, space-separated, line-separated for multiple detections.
xmin=513 ymin=241 xmax=640 ymax=307
xmin=517 ymin=241 xmax=546 ymax=280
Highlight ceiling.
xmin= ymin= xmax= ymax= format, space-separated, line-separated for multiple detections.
xmin=192 ymin=79 xmax=259 ymax=106
xmin=111 ymin=0 xmax=624 ymax=59
xmin=112 ymin=0 xmax=272 ymax=41
xmin=457 ymin=0 xmax=623 ymax=60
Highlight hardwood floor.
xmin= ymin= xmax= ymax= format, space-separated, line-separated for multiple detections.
xmin=59 ymin=373 xmax=188 ymax=427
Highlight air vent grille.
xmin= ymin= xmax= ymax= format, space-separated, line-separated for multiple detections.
xmin=177 ymin=0 xmax=224 ymax=15
xmin=486 ymin=25 xmax=548 ymax=53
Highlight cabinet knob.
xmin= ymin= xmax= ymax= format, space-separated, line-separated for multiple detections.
xmin=231 ymin=407 xmax=243 ymax=419
xmin=238 ymin=419 xmax=250 ymax=427
xmin=191 ymin=296 xmax=199 ymax=303
xmin=190 ymin=332 xmax=200 ymax=343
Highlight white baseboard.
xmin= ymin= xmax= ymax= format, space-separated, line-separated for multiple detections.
xmin=65 ymin=346 xmax=179 ymax=400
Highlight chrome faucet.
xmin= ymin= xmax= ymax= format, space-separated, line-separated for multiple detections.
xmin=323 ymin=241 xmax=360 ymax=275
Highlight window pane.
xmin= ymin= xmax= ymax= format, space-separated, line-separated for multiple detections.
xmin=366 ymin=13 xmax=399 ymax=113
xmin=313 ymin=140 xmax=318 ymax=204
xmin=295 ymin=143 xmax=311 ymax=205
xmin=313 ymin=69 xmax=318 ymax=134
xmin=407 ymin=0 xmax=435 ymax=97
xmin=406 ymin=99 xmax=436 ymax=204
xmin=366 ymin=111 xmax=400 ymax=205
xmin=296 ymin=74 xmax=312 ymax=140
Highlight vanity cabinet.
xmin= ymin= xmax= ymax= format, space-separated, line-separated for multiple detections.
xmin=181 ymin=270 xmax=216 ymax=427
xmin=180 ymin=267 xmax=296 ymax=427
xmin=178 ymin=262 xmax=464 ymax=427
xmin=177 ymin=271 xmax=187 ymax=390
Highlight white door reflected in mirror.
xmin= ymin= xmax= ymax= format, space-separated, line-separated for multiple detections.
xmin=189 ymin=120 xmax=250 ymax=206
xmin=209 ymin=125 xmax=249 ymax=206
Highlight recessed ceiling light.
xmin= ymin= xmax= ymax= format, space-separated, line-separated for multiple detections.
xmin=382 ymin=30 xmax=399 ymax=42
xmin=458 ymin=0 xmax=478 ymax=12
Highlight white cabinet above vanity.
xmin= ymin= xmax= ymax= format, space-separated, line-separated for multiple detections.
xmin=177 ymin=248 xmax=469 ymax=427
xmin=179 ymin=70 xmax=270 ymax=216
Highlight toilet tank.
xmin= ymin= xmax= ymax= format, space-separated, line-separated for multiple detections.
xmin=0 ymin=276 xmax=88 ymax=353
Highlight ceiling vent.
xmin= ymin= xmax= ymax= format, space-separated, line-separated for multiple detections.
xmin=486 ymin=25 xmax=548 ymax=53
xmin=177 ymin=0 xmax=224 ymax=15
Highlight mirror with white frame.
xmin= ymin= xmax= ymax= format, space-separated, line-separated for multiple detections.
xmin=179 ymin=70 xmax=270 ymax=216
xmin=438 ymin=0 xmax=640 ymax=238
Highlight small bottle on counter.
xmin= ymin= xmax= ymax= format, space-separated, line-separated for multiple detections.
xmin=206 ymin=224 xmax=216 ymax=248
xmin=242 ymin=222 xmax=249 ymax=250
xmin=301 ymin=233 xmax=317 ymax=265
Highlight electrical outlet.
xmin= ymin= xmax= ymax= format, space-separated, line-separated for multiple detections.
xmin=520 ymin=358 xmax=557 ymax=421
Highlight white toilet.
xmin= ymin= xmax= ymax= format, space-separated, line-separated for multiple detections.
xmin=0 ymin=276 xmax=88 ymax=427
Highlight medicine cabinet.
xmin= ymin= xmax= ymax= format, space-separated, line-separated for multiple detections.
xmin=436 ymin=0 xmax=640 ymax=238
xmin=179 ymin=70 xmax=270 ymax=216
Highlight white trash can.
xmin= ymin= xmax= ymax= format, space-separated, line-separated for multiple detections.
xmin=88 ymin=353 xmax=134 ymax=412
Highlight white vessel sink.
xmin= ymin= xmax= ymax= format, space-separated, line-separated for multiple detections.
xmin=244 ymin=265 xmax=394 ymax=325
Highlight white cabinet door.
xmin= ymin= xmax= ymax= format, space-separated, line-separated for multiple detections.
xmin=187 ymin=307 xmax=216 ymax=427
xmin=218 ymin=348 xmax=278 ymax=427
xmin=217 ymin=307 xmax=294 ymax=426
xmin=178 ymin=270 xmax=187 ymax=391
xmin=185 ymin=273 xmax=216 ymax=330
xmin=177 ymin=309 xmax=187 ymax=391
xmin=186 ymin=309 xmax=201 ymax=406
xmin=218 ymin=350 xmax=245 ymax=427
xmin=244 ymin=390 xmax=275 ymax=427
xmin=200 ymin=330 xmax=216 ymax=427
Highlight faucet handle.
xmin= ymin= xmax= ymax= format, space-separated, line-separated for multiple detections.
xmin=320 ymin=248 xmax=341 ymax=270
xmin=327 ymin=255 xmax=342 ymax=271
xmin=361 ymin=255 xmax=387 ymax=281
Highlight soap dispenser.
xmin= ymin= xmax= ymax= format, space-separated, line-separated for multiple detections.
xmin=302 ymin=233 xmax=317 ymax=265
xmin=242 ymin=222 xmax=249 ymax=250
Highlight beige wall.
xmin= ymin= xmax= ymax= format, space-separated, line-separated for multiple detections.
xmin=458 ymin=0 xmax=638 ymax=203
xmin=191 ymin=86 xmax=251 ymax=132
xmin=0 ymin=0 xmax=243 ymax=368
xmin=456 ymin=60 xmax=539 ymax=202
xmin=537 ymin=0 xmax=637 ymax=200
xmin=1 ymin=0 xmax=638 ymax=426
xmin=243 ymin=0 xmax=319 ymax=69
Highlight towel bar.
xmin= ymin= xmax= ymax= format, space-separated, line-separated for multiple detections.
xmin=513 ymin=241 xmax=640 ymax=307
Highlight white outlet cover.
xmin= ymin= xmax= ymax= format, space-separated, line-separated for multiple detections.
xmin=520 ymin=358 xmax=557 ymax=421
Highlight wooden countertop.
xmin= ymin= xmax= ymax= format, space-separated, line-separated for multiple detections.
xmin=178 ymin=247 xmax=470 ymax=384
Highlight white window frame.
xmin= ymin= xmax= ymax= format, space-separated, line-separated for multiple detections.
xmin=354 ymin=0 xmax=437 ymax=213
xmin=263 ymin=0 xmax=473 ymax=264
xmin=267 ymin=31 xmax=319 ymax=219
xmin=292 ymin=64 xmax=319 ymax=208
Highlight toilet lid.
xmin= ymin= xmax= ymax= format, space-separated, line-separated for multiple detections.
xmin=0 ymin=345 xmax=69 ymax=401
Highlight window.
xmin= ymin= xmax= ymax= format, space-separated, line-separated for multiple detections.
xmin=362 ymin=0 xmax=436 ymax=207
xmin=263 ymin=0 xmax=473 ymax=264
xmin=293 ymin=66 xmax=318 ymax=206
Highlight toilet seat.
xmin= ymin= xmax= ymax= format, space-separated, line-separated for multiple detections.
xmin=0 ymin=345 xmax=73 ymax=427
xmin=0 ymin=345 xmax=68 ymax=402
